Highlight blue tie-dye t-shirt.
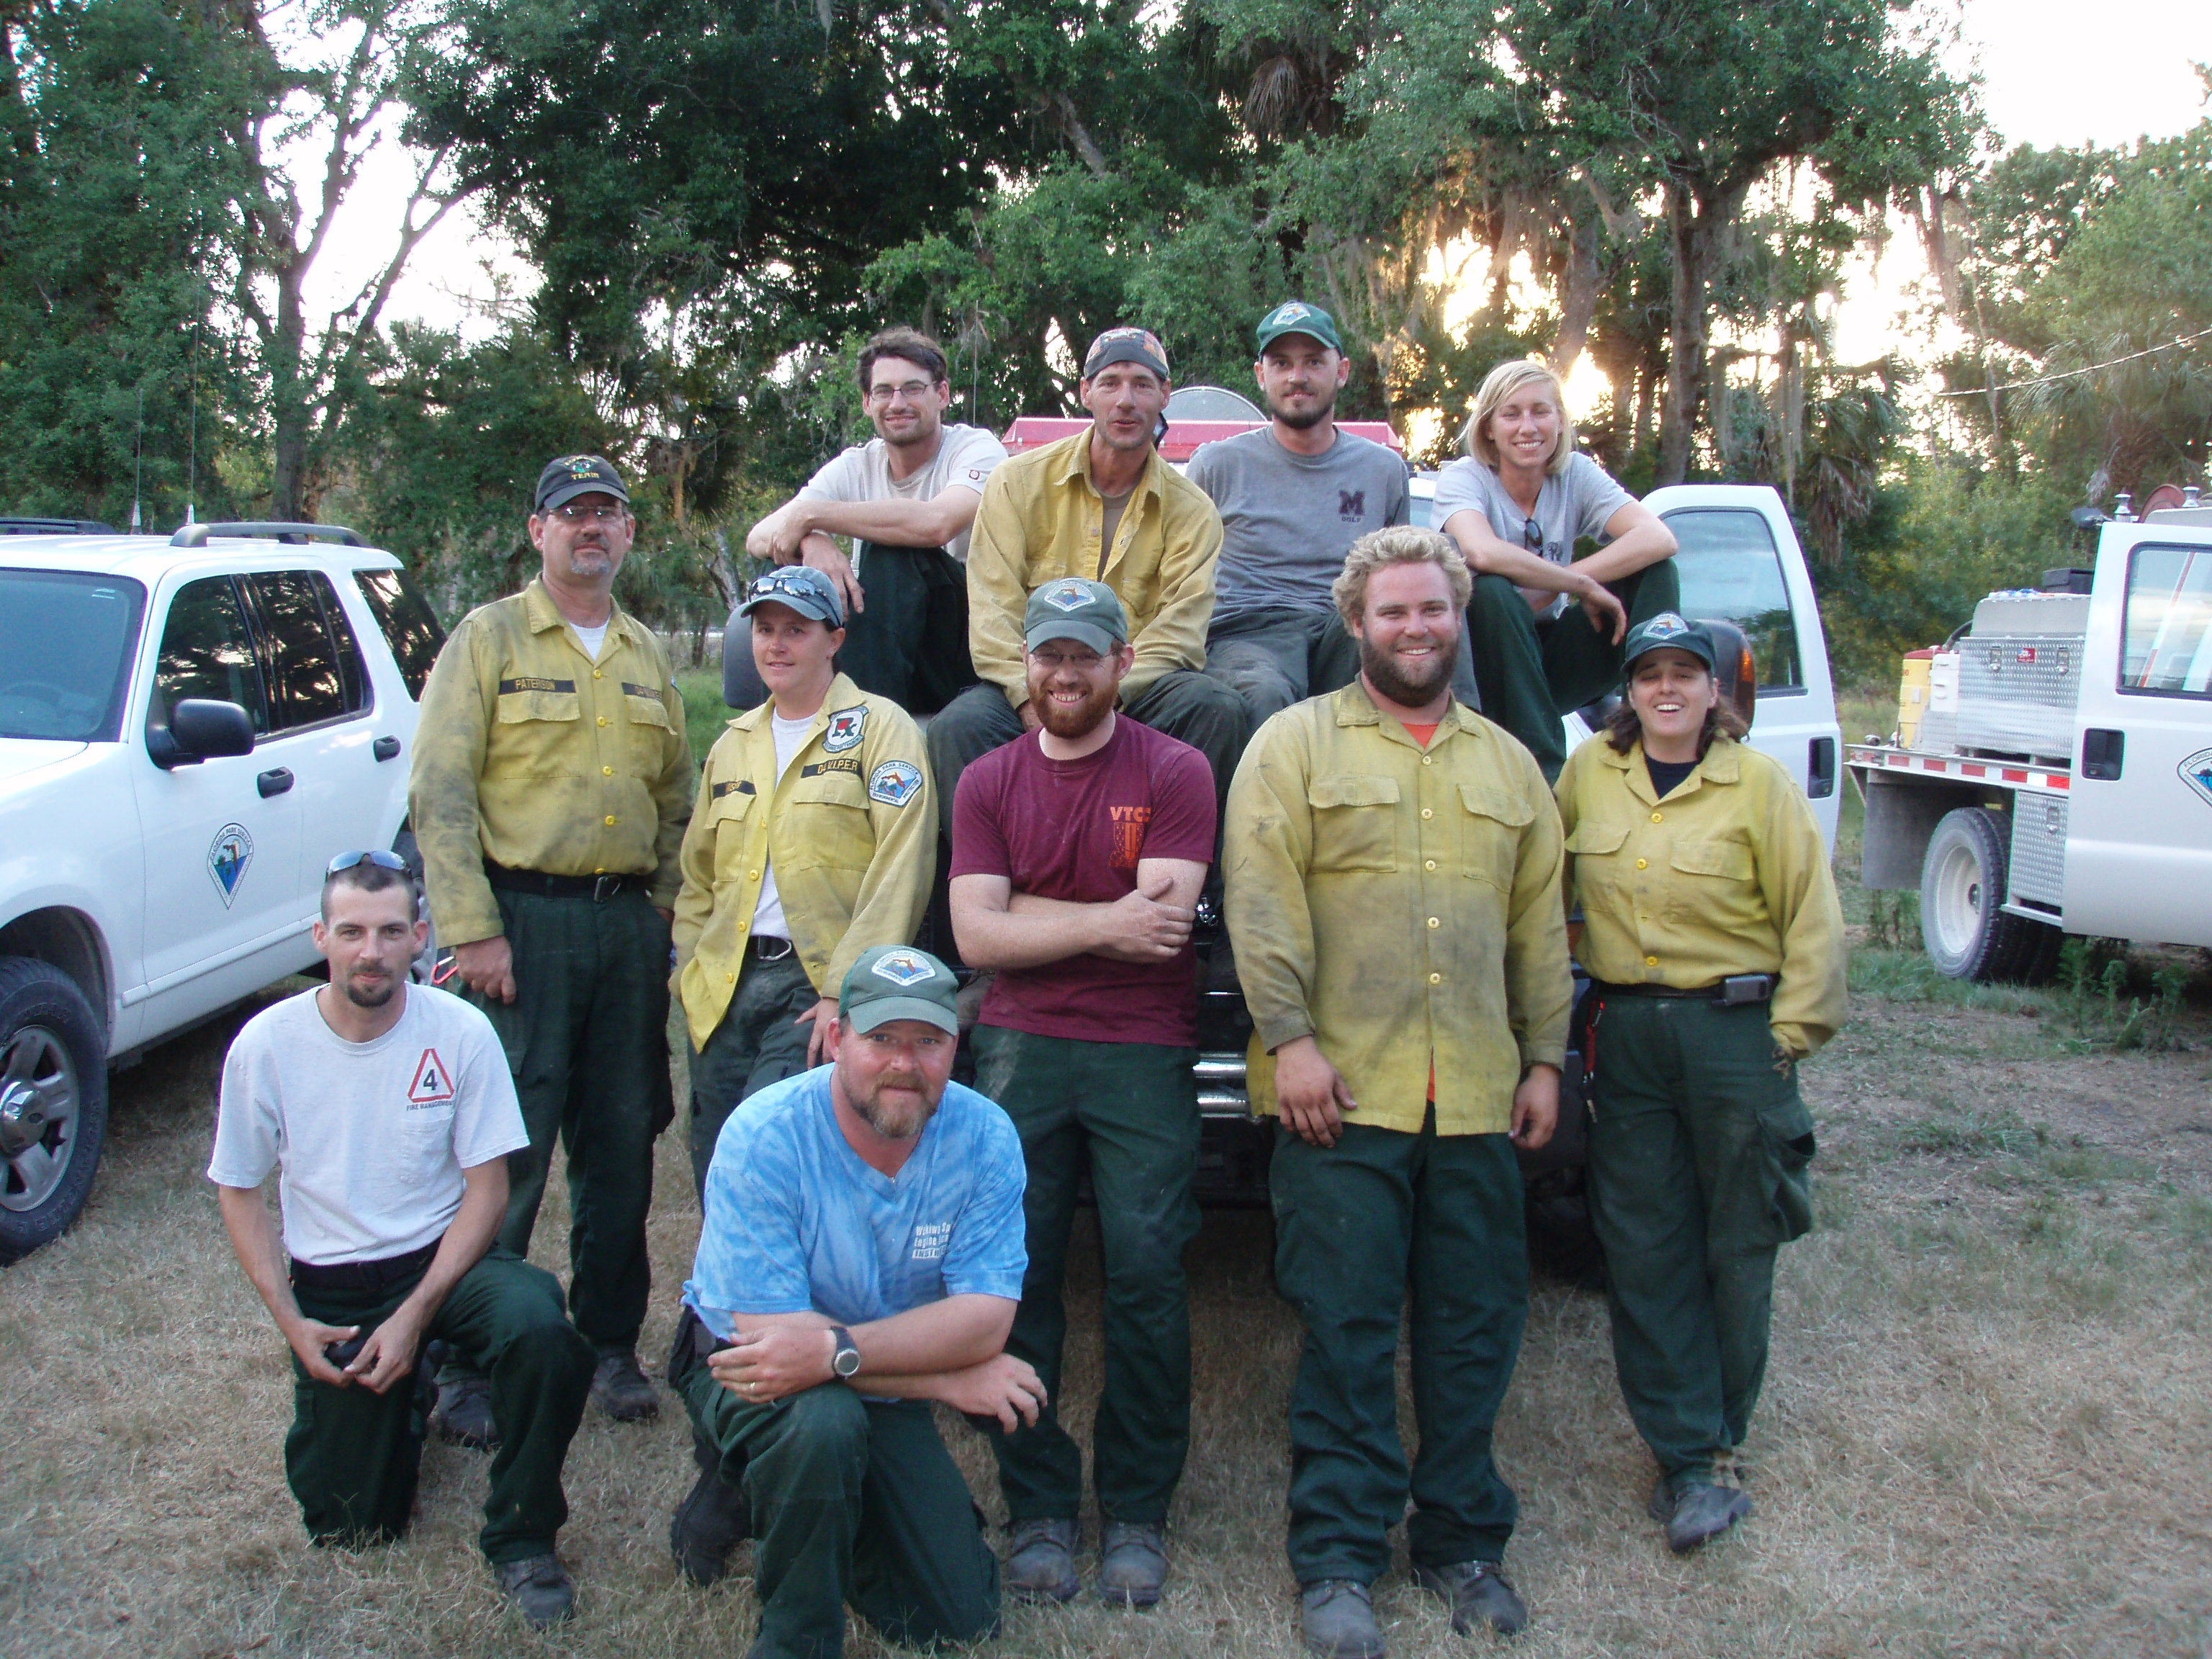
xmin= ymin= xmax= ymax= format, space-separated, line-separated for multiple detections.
xmin=683 ymin=1067 xmax=1027 ymax=1338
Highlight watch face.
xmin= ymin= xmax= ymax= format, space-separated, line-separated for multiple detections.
xmin=833 ymin=1348 xmax=860 ymax=1377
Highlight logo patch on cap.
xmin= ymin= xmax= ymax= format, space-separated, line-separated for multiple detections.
xmin=871 ymin=948 xmax=934 ymax=987
xmin=869 ymin=759 xmax=922 ymax=807
xmin=1040 ymin=580 xmax=1092 ymax=613
xmin=823 ymin=706 xmax=867 ymax=752
xmin=1274 ymin=302 xmax=1310 ymax=321
xmin=1643 ymin=613 xmax=1691 ymax=639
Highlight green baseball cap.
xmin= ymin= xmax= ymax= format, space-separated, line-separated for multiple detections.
xmin=1620 ymin=611 xmax=1716 ymax=674
xmin=839 ymin=945 xmax=961 ymax=1036
xmin=1023 ymin=577 xmax=1128 ymax=656
xmin=1256 ymin=300 xmax=1343 ymax=356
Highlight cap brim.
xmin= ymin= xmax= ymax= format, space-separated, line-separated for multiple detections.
xmin=842 ymin=997 xmax=960 ymax=1037
xmin=1025 ymin=621 xmax=1121 ymax=655
xmin=1625 ymin=640 xmax=1715 ymax=672
xmin=1083 ymin=346 xmax=1170 ymax=380
xmin=539 ymin=479 xmax=631 ymax=512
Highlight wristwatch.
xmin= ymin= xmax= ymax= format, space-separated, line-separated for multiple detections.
xmin=828 ymin=1326 xmax=861 ymax=1379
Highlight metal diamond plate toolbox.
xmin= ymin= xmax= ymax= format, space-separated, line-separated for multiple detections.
xmin=1957 ymin=633 xmax=2085 ymax=760
xmin=2008 ymin=794 xmax=2068 ymax=909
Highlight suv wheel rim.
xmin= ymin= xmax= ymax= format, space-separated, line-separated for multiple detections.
xmin=0 ymin=1025 xmax=79 ymax=1213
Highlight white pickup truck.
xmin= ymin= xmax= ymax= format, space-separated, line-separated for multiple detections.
xmin=0 ymin=523 xmax=444 ymax=1259
xmin=1848 ymin=506 xmax=2212 ymax=979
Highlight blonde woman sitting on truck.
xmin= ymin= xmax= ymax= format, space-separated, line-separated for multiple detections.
xmin=1555 ymin=613 xmax=1845 ymax=1555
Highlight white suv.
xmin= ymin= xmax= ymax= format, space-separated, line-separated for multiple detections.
xmin=0 ymin=522 xmax=444 ymax=1259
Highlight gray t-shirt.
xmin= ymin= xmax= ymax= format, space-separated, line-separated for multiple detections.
xmin=208 ymin=984 xmax=527 ymax=1265
xmin=1429 ymin=451 xmax=1634 ymax=619
xmin=1189 ymin=427 xmax=1411 ymax=622
xmin=798 ymin=422 xmax=1008 ymax=562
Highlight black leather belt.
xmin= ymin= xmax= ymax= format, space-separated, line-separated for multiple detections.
xmin=485 ymin=860 xmax=643 ymax=902
xmin=748 ymin=935 xmax=796 ymax=961
xmin=289 ymin=1240 xmax=439 ymax=1295
xmin=1594 ymin=974 xmax=1777 ymax=1005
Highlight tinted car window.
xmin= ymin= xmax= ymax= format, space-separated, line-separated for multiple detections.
xmin=2121 ymin=543 xmax=2212 ymax=698
xmin=248 ymin=570 xmax=370 ymax=730
xmin=354 ymin=565 xmax=446 ymax=700
xmin=0 ymin=570 xmax=146 ymax=741
xmin=1662 ymin=508 xmax=1804 ymax=692
xmin=156 ymin=576 xmax=270 ymax=733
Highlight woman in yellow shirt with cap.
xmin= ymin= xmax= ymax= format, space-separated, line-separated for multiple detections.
xmin=1554 ymin=612 xmax=1845 ymax=1555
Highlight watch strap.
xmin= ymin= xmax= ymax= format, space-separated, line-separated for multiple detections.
xmin=830 ymin=1325 xmax=860 ymax=1377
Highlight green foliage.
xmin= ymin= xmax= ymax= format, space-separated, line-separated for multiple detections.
xmin=2051 ymin=940 xmax=2193 ymax=1055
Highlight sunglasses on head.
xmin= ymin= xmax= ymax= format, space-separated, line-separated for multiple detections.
xmin=326 ymin=849 xmax=408 ymax=876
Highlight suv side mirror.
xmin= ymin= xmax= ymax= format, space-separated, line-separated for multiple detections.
xmin=150 ymin=698 xmax=256 ymax=768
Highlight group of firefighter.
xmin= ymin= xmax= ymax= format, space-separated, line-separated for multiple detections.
xmin=207 ymin=304 xmax=1846 ymax=1658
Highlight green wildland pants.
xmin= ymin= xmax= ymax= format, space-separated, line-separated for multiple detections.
xmin=1464 ymin=558 xmax=1681 ymax=780
xmin=1203 ymin=607 xmax=1363 ymax=729
xmin=472 ymin=883 xmax=673 ymax=1355
xmin=687 ymin=946 xmax=819 ymax=1198
xmin=1583 ymin=991 xmax=1817 ymax=1489
xmin=971 ymin=1025 xmax=1201 ymax=1525
xmin=1270 ymin=1112 xmax=1528 ymax=1585
xmin=285 ymin=1247 xmax=593 ymax=1563
xmin=672 ymin=1316 xmax=999 ymax=1659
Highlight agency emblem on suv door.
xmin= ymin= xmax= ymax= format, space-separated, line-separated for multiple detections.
xmin=207 ymin=823 xmax=254 ymax=907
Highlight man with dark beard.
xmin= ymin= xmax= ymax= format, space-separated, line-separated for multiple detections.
xmin=947 ymin=578 xmax=1217 ymax=1610
xmin=1224 ymin=527 xmax=1573 ymax=1658
xmin=668 ymin=945 xmax=1040 ymax=1659
xmin=1189 ymin=302 xmax=1411 ymax=728
xmin=210 ymin=855 xmax=595 ymax=1627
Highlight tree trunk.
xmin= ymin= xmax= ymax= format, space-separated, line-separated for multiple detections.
xmin=267 ymin=256 xmax=311 ymax=521
xmin=1550 ymin=212 xmax=1602 ymax=381
xmin=1657 ymin=182 xmax=1709 ymax=487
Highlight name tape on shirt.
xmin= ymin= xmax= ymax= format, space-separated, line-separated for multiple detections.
xmin=801 ymin=756 xmax=862 ymax=779
xmin=498 ymin=677 xmax=575 ymax=695
xmin=407 ymin=1048 xmax=456 ymax=1107
xmin=621 ymin=681 xmax=660 ymax=700
xmin=869 ymin=760 xmax=923 ymax=807
xmin=711 ymin=778 xmax=757 ymax=801
xmin=823 ymin=706 xmax=868 ymax=752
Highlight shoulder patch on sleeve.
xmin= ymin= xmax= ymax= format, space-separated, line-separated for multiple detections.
xmin=868 ymin=759 xmax=924 ymax=807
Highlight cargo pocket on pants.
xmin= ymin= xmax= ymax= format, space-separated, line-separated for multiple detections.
xmin=1755 ymin=1089 xmax=1817 ymax=1244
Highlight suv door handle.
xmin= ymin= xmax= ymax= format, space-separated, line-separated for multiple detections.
xmin=256 ymin=767 xmax=295 ymax=798
xmin=1807 ymin=736 xmax=1837 ymax=799
xmin=2081 ymin=729 xmax=2124 ymax=780
xmin=372 ymin=735 xmax=401 ymax=762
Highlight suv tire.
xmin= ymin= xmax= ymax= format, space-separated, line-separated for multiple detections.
xmin=0 ymin=958 xmax=109 ymax=1264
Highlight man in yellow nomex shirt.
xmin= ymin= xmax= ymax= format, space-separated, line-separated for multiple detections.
xmin=1225 ymin=525 xmax=1573 ymax=1658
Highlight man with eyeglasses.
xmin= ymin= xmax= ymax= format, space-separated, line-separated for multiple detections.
xmin=925 ymin=326 xmax=1245 ymax=850
xmin=947 ymin=578 xmax=1215 ymax=1610
xmin=740 ymin=327 xmax=1007 ymax=714
xmin=410 ymin=453 xmax=694 ymax=1446
xmin=210 ymin=852 xmax=596 ymax=1627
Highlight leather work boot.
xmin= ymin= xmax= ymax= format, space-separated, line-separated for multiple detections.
xmin=494 ymin=1552 xmax=576 ymax=1628
xmin=1004 ymin=1516 xmax=1081 ymax=1604
xmin=1300 ymin=1578 xmax=1385 ymax=1659
xmin=669 ymin=1464 xmax=751 ymax=1587
xmin=1098 ymin=1520 xmax=1168 ymax=1607
xmin=1413 ymin=1558 xmax=1528 ymax=1635
xmin=590 ymin=1349 xmax=660 ymax=1421
xmin=1648 ymin=1477 xmax=1753 ymax=1553
xmin=431 ymin=1375 xmax=498 ymax=1452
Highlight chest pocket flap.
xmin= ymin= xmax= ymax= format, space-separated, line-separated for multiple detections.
xmin=1457 ymin=782 xmax=1532 ymax=886
xmin=1563 ymin=821 xmax=1629 ymax=855
xmin=1457 ymin=783 xmax=1534 ymax=827
xmin=707 ymin=778 xmax=758 ymax=824
xmin=789 ymin=763 xmax=870 ymax=809
xmin=1307 ymin=773 xmax=1398 ymax=873
xmin=622 ymin=685 xmax=673 ymax=729
xmin=1671 ymin=837 xmax=1755 ymax=881
xmin=495 ymin=685 xmax=580 ymax=724
xmin=1309 ymin=774 xmax=1400 ymax=810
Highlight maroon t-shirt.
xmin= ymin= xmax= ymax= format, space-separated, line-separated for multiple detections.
xmin=950 ymin=715 xmax=1217 ymax=1047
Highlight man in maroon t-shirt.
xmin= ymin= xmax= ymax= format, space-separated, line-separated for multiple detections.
xmin=949 ymin=577 xmax=1215 ymax=1612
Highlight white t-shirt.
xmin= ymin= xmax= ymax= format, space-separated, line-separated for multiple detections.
xmin=207 ymin=984 xmax=528 ymax=1266
xmin=570 ymin=619 xmax=609 ymax=660
xmin=749 ymin=710 xmax=817 ymax=940
xmin=798 ymin=423 xmax=1008 ymax=562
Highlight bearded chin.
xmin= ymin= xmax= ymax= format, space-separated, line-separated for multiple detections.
xmin=1360 ymin=633 xmax=1457 ymax=706
xmin=1035 ymin=682 xmax=1116 ymax=739
xmin=1267 ymin=390 xmax=1336 ymax=431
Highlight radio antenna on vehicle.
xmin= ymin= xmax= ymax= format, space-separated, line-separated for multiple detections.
xmin=131 ymin=386 xmax=144 ymax=534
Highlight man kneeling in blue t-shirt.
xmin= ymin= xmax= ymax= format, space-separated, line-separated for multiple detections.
xmin=668 ymin=944 xmax=1041 ymax=1659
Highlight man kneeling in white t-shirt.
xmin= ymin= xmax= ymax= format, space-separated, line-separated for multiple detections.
xmin=209 ymin=853 xmax=596 ymax=1628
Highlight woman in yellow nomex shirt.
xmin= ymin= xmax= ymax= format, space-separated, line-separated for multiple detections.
xmin=1554 ymin=612 xmax=1845 ymax=1555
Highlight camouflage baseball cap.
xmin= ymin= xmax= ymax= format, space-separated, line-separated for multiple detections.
xmin=1082 ymin=326 xmax=1170 ymax=382
xmin=1023 ymin=577 xmax=1129 ymax=657
xmin=535 ymin=454 xmax=631 ymax=512
xmin=839 ymin=945 xmax=961 ymax=1036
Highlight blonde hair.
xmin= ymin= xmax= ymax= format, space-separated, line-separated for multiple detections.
xmin=1462 ymin=359 xmax=1575 ymax=475
xmin=1333 ymin=526 xmax=1473 ymax=628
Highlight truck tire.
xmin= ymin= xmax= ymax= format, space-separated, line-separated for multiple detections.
xmin=1919 ymin=807 xmax=2045 ymax=982
xmin=0 ymin=958 xmax=109 ymax=1264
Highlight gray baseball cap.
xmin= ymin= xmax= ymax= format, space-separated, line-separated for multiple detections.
xmin=739 ymin=565 xmax=845 ymax=629
xmin=1023 ymin=577 xmax=1129 ymax=656
xmin=839 ymin=946 xmax=961 ymax=1036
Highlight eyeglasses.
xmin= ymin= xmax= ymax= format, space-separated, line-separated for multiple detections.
xmin=326 ymin=849 xmax=408 ymax=875
xmin=549 ymin=502 xmax=629 ymax=524
xmin=1522 ymin=517 xmax=1545 ymax=552
xmin=866 ymin=379 xmax=936 ymax=404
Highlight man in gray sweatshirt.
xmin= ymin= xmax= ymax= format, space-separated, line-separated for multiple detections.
xmin=1188 ymin=302 xmax=1411 ymax=728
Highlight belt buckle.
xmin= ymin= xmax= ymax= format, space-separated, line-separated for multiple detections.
xmin=755 ymin=936 xmax=794 ymax=961
xmin=593 ymin=874 xmax=621 ymax=903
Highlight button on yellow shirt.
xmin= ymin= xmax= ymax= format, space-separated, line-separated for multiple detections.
xmin=1226 ymin=683 xmax=1573 ymax=1136
xmin=1555 ymin=732 xmax=1848 ymax=1058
